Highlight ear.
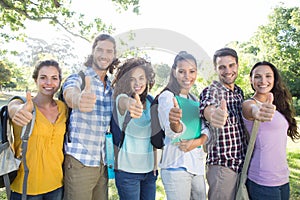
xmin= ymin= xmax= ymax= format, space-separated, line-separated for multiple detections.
xmin=172 ymin=69 xmax=177 ymax=78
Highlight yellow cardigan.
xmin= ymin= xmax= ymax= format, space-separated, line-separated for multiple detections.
xmin=11 ymin=100 xmax=67 ymax=195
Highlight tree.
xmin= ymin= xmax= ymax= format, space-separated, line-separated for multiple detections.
xmin=0 ymin=0 xmax=140 ymax=44
xmin=0 ymin=60 xmax=11 ymax=91
xmin=247 ymin=6 xmax=300 ymax=98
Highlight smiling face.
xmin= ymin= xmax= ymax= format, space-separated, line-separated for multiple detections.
xmin=251 ymin=64 xmax=274 ymax=95
xmin=130 ymin=67 xmax=147 ymax=95
xmin=173 ymin=59 xmax=197 ymax=95
xmin=216 ymin=55 xmax=238 ymax=90
xmin=35 ymin=66 xmax=61 ymax=96
xmin=92 ymin=40 xmax=115 ymax=72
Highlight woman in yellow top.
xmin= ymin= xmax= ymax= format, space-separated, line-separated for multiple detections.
xmin=8 ymin=60 xmax=67 ymax=200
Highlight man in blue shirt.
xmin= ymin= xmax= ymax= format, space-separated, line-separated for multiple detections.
xmin=62 ymin=34 xmax=119 ymax=200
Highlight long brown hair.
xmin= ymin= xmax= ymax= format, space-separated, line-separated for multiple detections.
xmin=250 ymin=61 xmax=299 ymax=141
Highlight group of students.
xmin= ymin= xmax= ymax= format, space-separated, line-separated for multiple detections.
xmin=7 ymin=33 xmax=299 ymax=200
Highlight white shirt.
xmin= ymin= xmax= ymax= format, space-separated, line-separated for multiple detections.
xmin=158 ymin=90 xmax=209 ymax=175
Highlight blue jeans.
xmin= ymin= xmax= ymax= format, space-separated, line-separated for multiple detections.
xmin=115 ymin=170 xmax=157 ymax=200
xmin=246 ymin=179 xmax=290 ymax=200
xmin=10 ymin=187 xmax=63 ymax=200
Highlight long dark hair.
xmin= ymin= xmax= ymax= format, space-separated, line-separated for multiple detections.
xmin=112 ymin=57 xmax=155 ymax=104
xmin=250 ymin=61 xmax=299 ymax=141
xmin=163 ymin=51 xmax=197 ymax=96
xmin=84 ymin=34 xmax=119 ymax=74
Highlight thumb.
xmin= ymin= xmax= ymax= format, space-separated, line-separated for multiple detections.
xmin=24 ymin=91 xmax=33 ymax=112
xmin=220 ymin=99 xmax=227 ymax=111
xmin=83 ymin=76 xmax=92 ymax=92
xmin=267 ymin=93 xmax=274 ymax=104
xmin=134 ymin=93 xmax=141 ymax=104
xmin=173 ymin=97 xmax=179 ymax=108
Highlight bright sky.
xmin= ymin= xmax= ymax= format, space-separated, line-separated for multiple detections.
xmin=72 ymin=0 xmax=300 ymax=56
xmin=24 ymin=0 xmax=300 ymax=66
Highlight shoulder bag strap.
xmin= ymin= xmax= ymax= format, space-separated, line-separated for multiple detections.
xmin=239 ymin=120 xmax=260 ymax=185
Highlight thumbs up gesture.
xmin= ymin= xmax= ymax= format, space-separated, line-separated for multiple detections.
xmin=11 ymin=91 xmax=34 ymax=127
xmin=253 ymin=93 xmax=276 ymax=122
xmin=128 ymin=93 xmax=143 ymax=118
xmin=78 ymin=76 xmax=96 ymax=112
xmin=210 ymin=99 xmax=228 ymax=128
xmin=169 ymin=97 xmax=183 ymax=133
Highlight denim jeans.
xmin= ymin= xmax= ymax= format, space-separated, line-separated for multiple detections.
xmin=115 ymin=170 xmax=158 ymax=200
xmin=246 ymin=179 xmax=290 ymax=200
xmin=10 ymin=187 xmax=63 ymax=200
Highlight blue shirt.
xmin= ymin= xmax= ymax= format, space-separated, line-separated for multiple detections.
xmin=116 ymin=94 xmax=154 ymax=173
xmin=63 ymin=67 xmax=113 ymax=167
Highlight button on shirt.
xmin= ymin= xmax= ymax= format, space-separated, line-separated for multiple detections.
xmin=199 ymin=81 xmax=247 ymax=173
xmin=63 ymin=67 xmax=113 ymax=167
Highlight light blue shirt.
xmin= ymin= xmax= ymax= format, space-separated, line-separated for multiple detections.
xmin=116 ymin=94 xmax=154 ymax=173
xmin=63 ymin=67 xmax=113 ymax=167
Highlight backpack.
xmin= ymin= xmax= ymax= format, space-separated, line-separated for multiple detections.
xmin=150 ymin=89 xmax=198 ymax=149
xmin=57 ymin=70 xmax=85 ymax=143
xmin=0 ymin=96 xmax=36 ymax=200
xmin=110 ymin=95 xmax=154 ymax=149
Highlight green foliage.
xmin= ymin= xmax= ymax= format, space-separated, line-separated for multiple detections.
xmin=226 ymin=7 xmax=300 ymax=106
xmin=0 ymin=60 xmax=11 ymax=90
xmin=153 ymin=63 xmax=171 ymax=88
xmin=293 ymin=97 xmax=300 ymax=116
xmin=0 ymin=0 xmax=140 ymax=44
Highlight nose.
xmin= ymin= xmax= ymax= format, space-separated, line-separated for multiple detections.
xmin=260 ymin=76 xmax=267 ymax=84
xmin=46 ymin=79 xmax=52 ymax=84
xmin=183 ymin=72 xmax=188 ymax=78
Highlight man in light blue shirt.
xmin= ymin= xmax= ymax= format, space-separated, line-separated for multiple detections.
xmin=62 ymin=34 xmax=119 ymax=200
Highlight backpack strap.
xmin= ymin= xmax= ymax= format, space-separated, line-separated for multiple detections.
xmin=118 ymin=95 xmax=153 ymax=149
xmin=78 ymin=70 xmax=86 ymax=90
xmin=21 ymin=106 xmax=36 ymax=200
xmin=3 ymin=96 xmax=35 ymax=200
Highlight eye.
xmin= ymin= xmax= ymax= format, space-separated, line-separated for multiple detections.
xmin=218 ymin=65 xmax=225 ymax=70
xmin=106 ymin=50 xmax=114 ymax=54
xmin=95 ymin=48 xmax=103 ymax=53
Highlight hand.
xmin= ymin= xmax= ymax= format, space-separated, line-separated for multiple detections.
xmin=169 ymin=97 xmax=183 ymax=132
xmin=12 ymin=91 xmax=34 ymax=127
xmin=253 ymin=93 xmax=276 ymax=122
xmin=176 ymin=139 xmax=197 ymax=152
xmin=128 ymin=93 xmax=143 ymax=118
xmin=78 ymin=76 xmax=96 ymax=112
xmin=210 ymin=99 xmax=228 ymax=128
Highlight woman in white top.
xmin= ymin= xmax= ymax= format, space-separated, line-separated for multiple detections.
xmin=158 ymin=51 xmax=209 ymax=200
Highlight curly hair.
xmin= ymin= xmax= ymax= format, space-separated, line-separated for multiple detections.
xmin=112 ymin=57 xmax=155 ymax=104
xmin=250 ymin=61 xmax=299 ymax=141
xmin=84 ymin=34 xmax=120 ymax=74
